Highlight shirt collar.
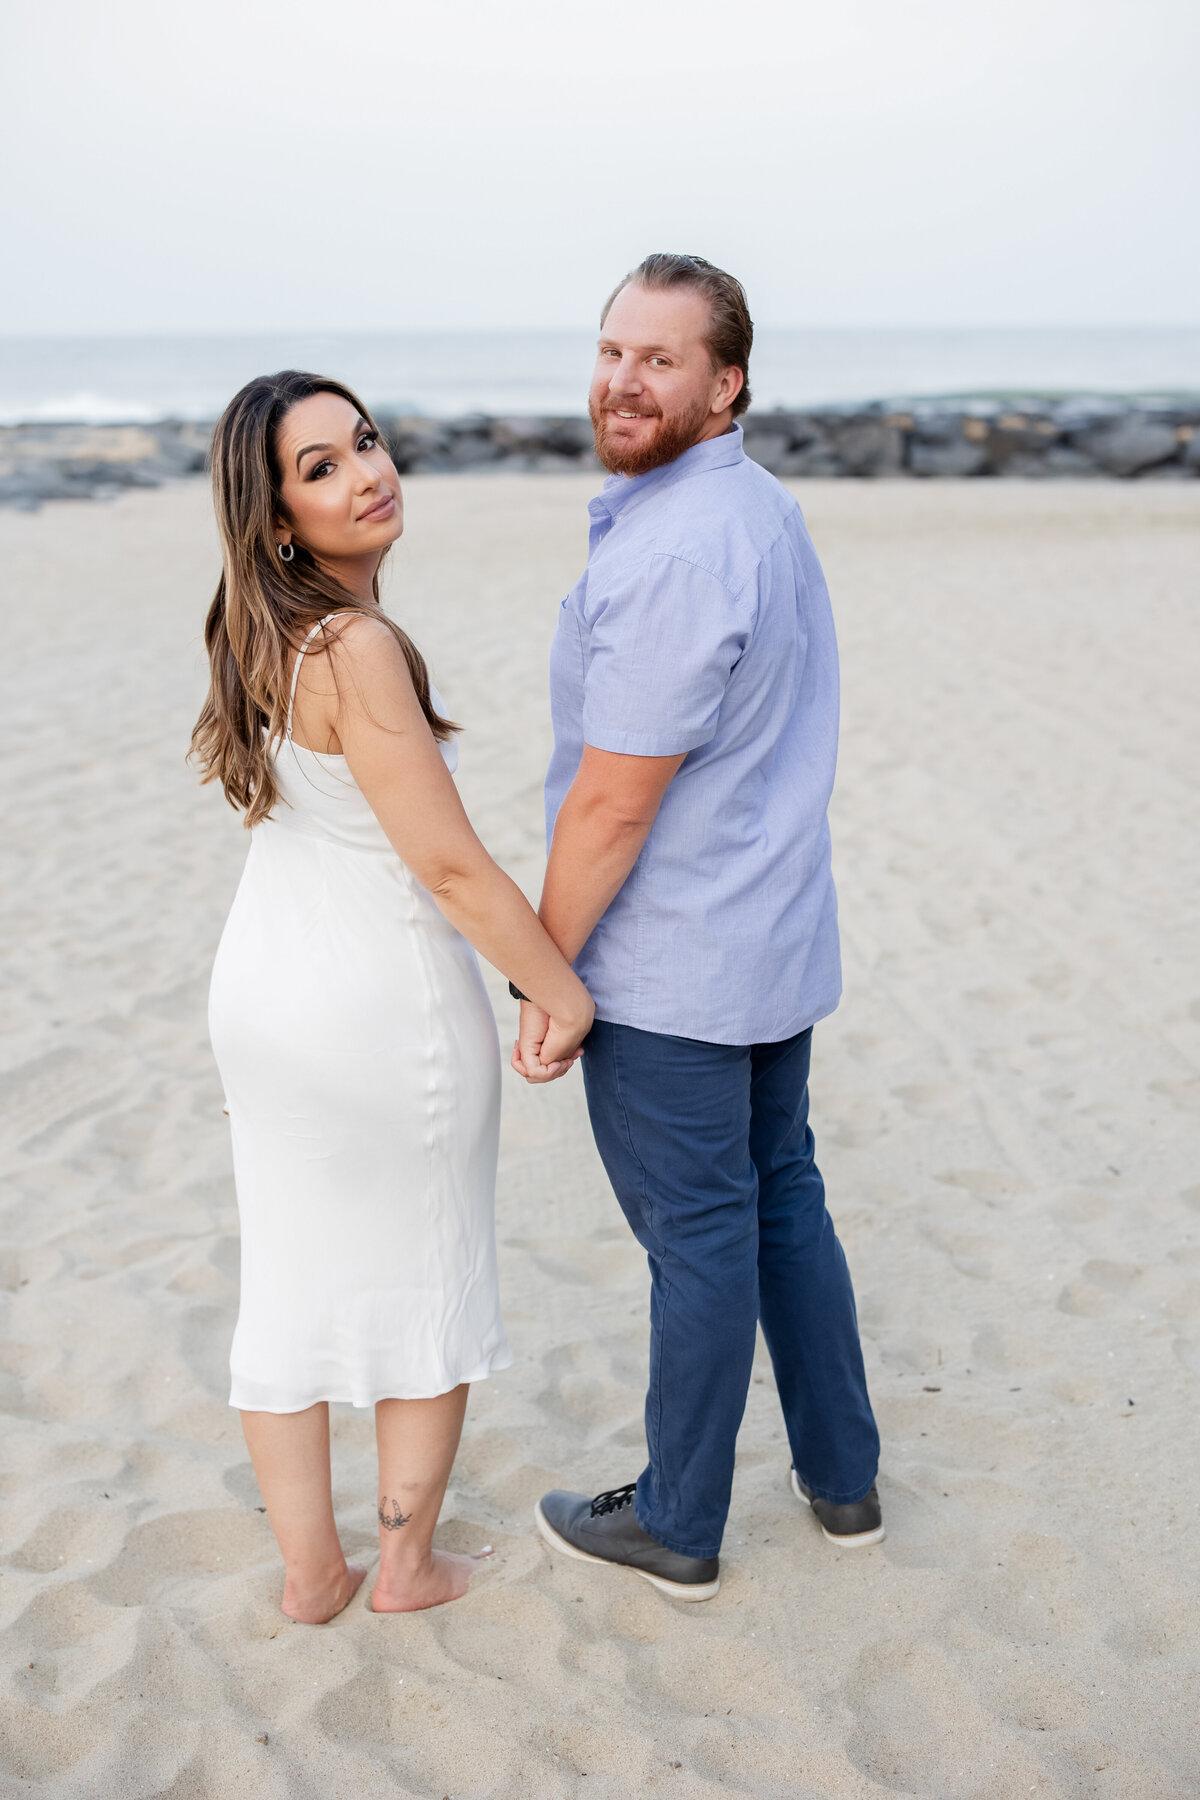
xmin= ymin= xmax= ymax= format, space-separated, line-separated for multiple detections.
xmin=589 ymin=422 xmax=746 ymax=523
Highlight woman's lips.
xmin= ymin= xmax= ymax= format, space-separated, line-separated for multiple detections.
xmin=359 ymin=493 xmax=397 ymax=522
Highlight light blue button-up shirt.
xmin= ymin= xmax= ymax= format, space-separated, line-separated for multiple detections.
xmin=544 ymin=422 xmax=842 ymax=1046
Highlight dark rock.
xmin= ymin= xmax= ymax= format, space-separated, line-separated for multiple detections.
xmin=1072 ymin=414 xmax=1178 ymax=476
xmin=445 ymin=413 xmax=494 ymax=436
xmin=745 ymin=411 xmax=840 ymax=474
xmin=980 ymin=412 xmax=1060 ymax=471
xmin=1049 ymin=398 xmax=1124 ymax=430
xmin=490 ymin=415 xmax=553 ymax=451
xmin=0 ymin=465 xmax=92 ymax=503
xmin=743 ymin=432 xmax=793 ymax=473
xmin=150 ymin=423 xmax=212 ymax=474
xmin=382 ymin=417 xmax=454 ymax=472
xmin=909 ymin=438 xmax=988 ymax=478
xmin=491 ymin=416 xmax=593 ymax=457
xmin=764 ymin=412 xmax=828 ymax=450
xmin=827 ymin=417 xmax=905 ymax=477
xmin=775 ymin=448 xmax=845 ymax=478
xmin=446 ymin=432 xmax=504 ymax=469
xmin=907 ymin=409 xmax=989 ymax=477
xmin=439 ymin=416 xmax=505 ymax=469
xmin=0 ymin=476 xmax=46 ymax=510
xmin=909 ymin=410 xmax=968 ymax=445
xmin=1043 ymin=446 xmax=1104 ymax=477
xmin=546 ymin=417 xmax=597 ymax=456
xmin=1005 ymin=446 xmax=1101 ymax=478
xmin=60 ymin=458 xmax=161 ymax=489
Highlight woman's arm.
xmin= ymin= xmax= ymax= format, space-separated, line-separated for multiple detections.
xmin=319 ymin=616 xmax=593 ymax=1068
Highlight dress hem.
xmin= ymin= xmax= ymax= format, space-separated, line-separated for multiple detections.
xmin=228 ymin=1347 xmax=514 ymax=1415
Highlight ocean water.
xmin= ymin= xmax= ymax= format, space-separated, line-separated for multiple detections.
xmin=2 ymin=328 xmax=1199 ymax=424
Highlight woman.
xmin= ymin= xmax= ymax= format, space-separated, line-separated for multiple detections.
xmin=192 ymin=370 xmax=591 ymax=1623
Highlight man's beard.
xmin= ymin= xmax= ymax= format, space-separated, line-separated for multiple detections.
xmin=590 ymin=393 xmax=715 ymax=476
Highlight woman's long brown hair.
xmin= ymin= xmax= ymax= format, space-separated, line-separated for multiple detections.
xmin=190 ymin=369 xmax=455 ymax=827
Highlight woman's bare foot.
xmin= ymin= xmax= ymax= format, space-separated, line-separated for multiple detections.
xmin=371 ymin=1547 xmax=493 ymax=1613
xmin=281 ymin=1561 xmax=368 ymax=1624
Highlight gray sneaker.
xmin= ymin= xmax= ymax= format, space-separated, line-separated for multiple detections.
xmin=535 ymin=1483 xmax=721 ymax=1601
xmin=791 ymin=1468 xmax=885 ymax=1547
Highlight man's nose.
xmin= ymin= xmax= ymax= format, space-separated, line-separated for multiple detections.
xmin=608 ymin=357 xmax=643 ymax=394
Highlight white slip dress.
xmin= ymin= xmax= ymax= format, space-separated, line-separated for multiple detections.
xmin=209 ymin=614 xmax=511 ymax=1413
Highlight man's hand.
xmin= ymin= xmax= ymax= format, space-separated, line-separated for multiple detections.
xmin=510 ymin=999 xmax=584 ymax=1084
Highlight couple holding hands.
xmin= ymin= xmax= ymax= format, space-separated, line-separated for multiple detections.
xmin=194 ymin=254 xmax=881 ymax=1625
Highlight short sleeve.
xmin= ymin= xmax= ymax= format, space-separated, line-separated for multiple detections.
xmin=581 ymin=553 xmax=751 ymax=757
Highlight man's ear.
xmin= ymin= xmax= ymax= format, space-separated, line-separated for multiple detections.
xmin=714 ymin=365 xmax=744 ymax=414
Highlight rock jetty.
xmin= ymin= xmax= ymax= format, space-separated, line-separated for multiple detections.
xmin=2 ymin=401 xmax=1197 ymax=509
xmin=0 ymin=421 xmax=212 ymax=511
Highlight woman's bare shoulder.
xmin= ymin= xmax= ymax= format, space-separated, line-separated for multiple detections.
xmin=323 ymin=612 xmax=411 ymax=675
xmin=321 ymin=612 xmax=420 ymax=723
xmin=321 ymin=609 xmax=394 ymax=650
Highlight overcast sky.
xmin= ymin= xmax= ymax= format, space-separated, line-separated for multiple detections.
xmin=4 ymin=0 xmax=1196 ymax=334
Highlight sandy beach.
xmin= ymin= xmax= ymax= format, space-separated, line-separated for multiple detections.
xmin=1 ymin=472 xmax=1199 ymax=1799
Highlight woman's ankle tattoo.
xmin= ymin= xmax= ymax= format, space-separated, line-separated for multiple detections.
xmin=378 ymin=1496 xmax=412 ymax=1530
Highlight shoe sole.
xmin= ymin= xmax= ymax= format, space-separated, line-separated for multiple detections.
xmin=534 ymin=1502 xmax=721 ymax=1602
xmin=790 ymin=1468 xmax=886 ymax=1548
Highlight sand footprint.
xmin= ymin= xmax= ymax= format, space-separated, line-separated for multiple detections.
xmin=502 ymin=1234 xmax=641 ymax=1289
xmin=936 ymin=1168 xmax=1032 ymax=1202
xmin=922 ymin=1223 xmax=995 ymax=1281
xmin=1148 ymin=1076 xmax=1200 ymax=1111
xmin=841 ymin=1636 xmax=1043 ymax=1793
xmin=86 ymin=1508 xmax=273 ymax=1609
xmin=891 ymin=1081 xmax=965 ymax=1117
xmin=10 ymin=1582 xmax=140 ymax=1710
xmin=534 ymin=1339 xmax=644 ymax=1443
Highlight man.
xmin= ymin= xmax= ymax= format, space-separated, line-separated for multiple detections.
xmin=514 ymin=253 xmax=882 ymax=1601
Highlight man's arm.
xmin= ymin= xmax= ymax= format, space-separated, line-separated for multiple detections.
xmin=540 ymin=744 xmax=686 ymax=959
xmin=513 ymin=744 xmax=684 ymax=1079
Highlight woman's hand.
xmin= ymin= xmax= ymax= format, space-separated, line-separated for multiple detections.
xmin=511 ymin=998 xmax=593 ymax=1084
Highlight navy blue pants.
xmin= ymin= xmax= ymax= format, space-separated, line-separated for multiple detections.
xmin=581 ymin=1019 xmax=880 ymax=1560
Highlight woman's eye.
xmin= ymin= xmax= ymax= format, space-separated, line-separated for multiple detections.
xmin=358 ymin=433 xmax=378 ymax=451
xmin=308 ymin=459 xmax=335 ymax=479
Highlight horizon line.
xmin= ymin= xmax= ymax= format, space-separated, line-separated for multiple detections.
xmin=2 ymin=322 xmax=1199 ymax=341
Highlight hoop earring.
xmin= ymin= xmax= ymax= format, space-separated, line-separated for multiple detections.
xmin=277 ymin=542 xmax=295 ymax=564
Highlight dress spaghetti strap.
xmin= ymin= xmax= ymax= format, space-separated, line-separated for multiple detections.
xmin=285 ymin=613 xmax=351 ymax=741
